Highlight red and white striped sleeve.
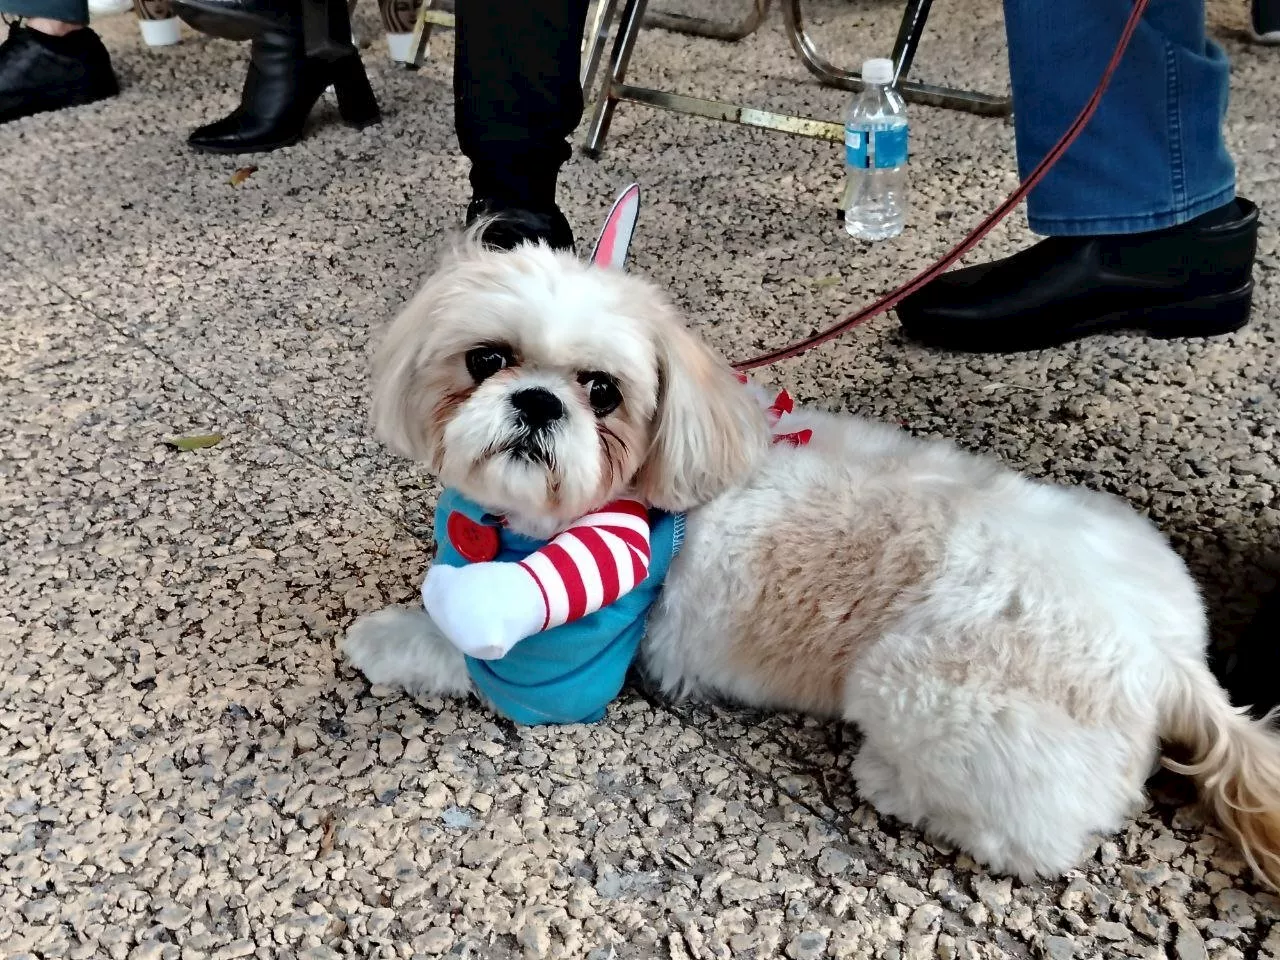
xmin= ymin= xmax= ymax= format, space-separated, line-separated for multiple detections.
xmin=517 ymin=499 xmax=653 ymax=631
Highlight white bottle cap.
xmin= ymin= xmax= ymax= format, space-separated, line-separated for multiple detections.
xmin=862 ymin=58 xmax=895 ymax=85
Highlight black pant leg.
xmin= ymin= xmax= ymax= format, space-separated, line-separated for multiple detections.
xmin=301 ymin=0 xmax=355 ymax=61
xmin=455 ymin=0 xmax=591 ymax=209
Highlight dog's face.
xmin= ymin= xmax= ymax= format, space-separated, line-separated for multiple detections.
xmin=370 ymin=239 xmax=768 ymax=536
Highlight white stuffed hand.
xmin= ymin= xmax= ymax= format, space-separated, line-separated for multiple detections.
xmin=421 ymin=562 xmax=547 ymax=661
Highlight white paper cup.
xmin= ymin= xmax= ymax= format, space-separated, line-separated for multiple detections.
xmin=138 ymin=16 xmax=182 ymax=46
xmin=386 ymin=31 xmax=416 ymax=63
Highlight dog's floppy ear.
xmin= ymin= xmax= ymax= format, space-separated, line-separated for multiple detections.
xmin=369 ymin=236 xmax=486 ymax=464
xmin=369 ymin=279 xmax=444 ymax=463
xmin=634 ymin=307 xmax=769 ymax=512
xmin=594 ymin=182 xmax=764 ymax=509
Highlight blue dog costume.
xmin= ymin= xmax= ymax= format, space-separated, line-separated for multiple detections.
xmin=423 ymin=184 xmax=688 ymax=725
xmin=432 ymin=489 xmax=685 ymax=725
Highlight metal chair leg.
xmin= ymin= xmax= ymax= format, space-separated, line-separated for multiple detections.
xmin=644 ymin=0 xmax=769 ymax=42
xmin=581 ymin=0 xmax=622 ymax=93
xmin=583 ymin=0 xmax=649 ymax=157
xmin=781 ymin=0 xmax=1009 ymax=116
xmin=406 ymin=0 xmax=458 ymax=68
xmin=889 ymin=0 xmax=931 ymax=84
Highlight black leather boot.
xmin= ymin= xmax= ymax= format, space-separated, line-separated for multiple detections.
xmin=897 ymin=199 xmax=1259 ymax=353
xmin=173 ymin=0 xmax=292 ymax=41
xmin=180 ymin=0 xmax=378 ymax=154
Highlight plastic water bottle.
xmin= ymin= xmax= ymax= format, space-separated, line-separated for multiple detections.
xmin=843 ymin=58 xmax=909 ymax=240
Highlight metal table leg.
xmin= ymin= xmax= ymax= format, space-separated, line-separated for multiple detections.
xmin=781 ymin=0 xmax=1010 ymax=116
xmin=580 ymin=0 xmax=858 ymax=155
xmin=607 ymin=84 xmax=842 ymax=141
xmin=644 ymin=0 xmax=769 ymax=42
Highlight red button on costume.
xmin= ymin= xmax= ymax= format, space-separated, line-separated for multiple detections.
xmin=447 ymin=511 xmax=501 ymax=563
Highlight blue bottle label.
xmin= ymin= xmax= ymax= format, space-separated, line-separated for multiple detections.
xmin=873 ymin=125 xmax=908 ymax=168
xmin=845 ymin=124 xmax=909 ymax=169
xmin=844 ymin=128 xmax=868 ymax=168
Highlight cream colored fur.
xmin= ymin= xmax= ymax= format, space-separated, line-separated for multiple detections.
xmin=343 ymin=240 xmax=1280 ymax=889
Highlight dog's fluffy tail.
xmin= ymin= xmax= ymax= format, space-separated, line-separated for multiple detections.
xmin=1161 ymin=658 xmax=1280 ymax=889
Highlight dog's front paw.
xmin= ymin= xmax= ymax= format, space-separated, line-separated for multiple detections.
xmin=340 ymin=605 xmax=473 ymax=697
xmin=340 ymin=606 xmax=435 ymax=686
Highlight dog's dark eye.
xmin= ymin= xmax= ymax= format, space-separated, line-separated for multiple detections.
xmin=577 ymin=372 xmax=622 ymax=417
xmin=465 ymin=345 xmax=514 ymax=383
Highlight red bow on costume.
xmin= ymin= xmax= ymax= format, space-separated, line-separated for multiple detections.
xmin=764 ymin=388 xmax=813 ymax=448
xmin=766 ymin=389 xmax=793 ymax=424
xmin=773 ymin=429 xmax=813 ymax=447
xmin=735 ymin=374 xmax=813 ymax=447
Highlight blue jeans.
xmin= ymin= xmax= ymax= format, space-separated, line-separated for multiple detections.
xmin=0 ymin=0 xmax=90 ymax=20
xmin=1006 ymin=0 xmax=1236 ymax=236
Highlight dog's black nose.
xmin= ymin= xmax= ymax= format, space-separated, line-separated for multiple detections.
xmin=510 ymin=388 xmax=564 ymax=430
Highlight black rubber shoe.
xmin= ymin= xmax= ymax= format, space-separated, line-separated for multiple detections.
xmin=0 ymin=22 xmax=119 ymax=125
xmin=1253 ymin=0 xmax=1280 ymax=43
xmin=466 ymin=197 xmax=575 ymax=252
xmin=897 ymin=198 xmax=1259 ymax=353
xmin=1221 ymin=589 xmax=1280 ymax=719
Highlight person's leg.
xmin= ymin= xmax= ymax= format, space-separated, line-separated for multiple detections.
xmin=897 ymin=0 xmax=1258 ymax=353
xmin=1012 ymin=0 xmax=1233 ymax=235
xmin=0 ymin=0 xmax=118 ymax=123
xmin=4 ymin=0 xmax=89 ymax=21
xmin=455 ymin=0 xmax=591 ymax=250
xmin=27 ymin=14 xmax=85 ymax=32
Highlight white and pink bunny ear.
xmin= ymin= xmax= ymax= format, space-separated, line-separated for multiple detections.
xmin=589 ymin=183 xmax=641 ymax=271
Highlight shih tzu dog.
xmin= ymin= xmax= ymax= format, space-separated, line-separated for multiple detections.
xmin=342 ymin=235 xmax=1280 ymax=889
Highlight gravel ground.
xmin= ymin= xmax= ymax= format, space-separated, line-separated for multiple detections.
xmin=1 ymin=1 xmax=1277 ymax=958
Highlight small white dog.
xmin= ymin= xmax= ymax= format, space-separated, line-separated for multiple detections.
xmin=343 ymin=236 xmax=1280 ymax=888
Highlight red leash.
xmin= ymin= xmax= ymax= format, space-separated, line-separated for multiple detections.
xmin=732 ymin=0 xmax=1151 ymax=371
